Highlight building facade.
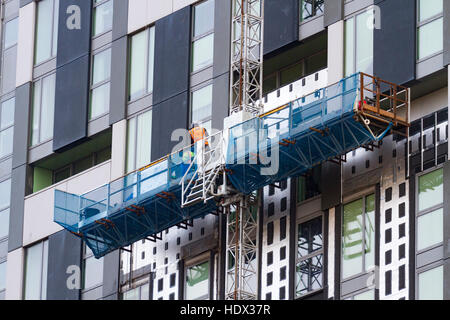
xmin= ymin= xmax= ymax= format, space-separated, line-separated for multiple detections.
xmin=0 ymin=0 xmax=449 ymax=300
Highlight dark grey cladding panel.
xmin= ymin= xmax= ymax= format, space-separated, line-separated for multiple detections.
xmin=213 ymin=0 xmax=231 ymax=78
xmin=12 ymin=83 xmax=31 ymax=169
xmin=444 ymin=0 xmax=450 ymax=66
xmin=56 ymin=0 xmax=92 ymax=68
xmin=153 ymin=6 xmax=191 ymax=105
xmin=109 ymin=37 xmax=128 ymax=125
xmin=102 ymin=250 xmax=120 ymax=300
xmin=264 ymin=0 xmax=299 ymax=55
xmin=19 ymin=0 xmax=32 ymax=7
xmin=212 ymin=72 xmax=230 ymax=131
xmin=151 ymin=92 xmax=189 ymax=161
xmin=324 ymin=0 xmax=343 ymax=27
xmin=47 ymin=230 xmax=82 ymax=300
xmin=53 ymin=55 xmax=90 ymax=152
xmin=373 ymin=0 xmax=415 ymax=85
xmin=112 ymin=0 xmax=128 ymax=41
xmin=321 ymin=162 xmax=341 ymax=210
xmin=8 ymin=165 xmax=32 ymax=252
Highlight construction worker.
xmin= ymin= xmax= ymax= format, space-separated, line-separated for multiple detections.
xmin=189 ymin=123 xmax=209 ymax=146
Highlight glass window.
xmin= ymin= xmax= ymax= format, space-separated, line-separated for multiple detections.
xmin=129 ymin=27 xmax=155 ymax=101
xmin=93 ymin=0 xmax=113 ymax=37
xmin=185 ymin=261 xmax=210 ymax=300
xmin=297 ymin=167 xmax=321 ymax=203
xmin=90 ymin=48 xmax=111 ymax=119
xmin=418 ymin=265 xmax=443 ymax=300
xmin=418 ymin=168 xmax=443 ymax=211
xmin=417 ymin=208 xmax=443 ymax=251
xmin=296 ymin=216 xmax=323 ymax=297
xmin=342 ymin=194 xmax=375 ymax=279
xmin=353 ymin=289 xmax=375 ymax=300
xmin=0 ymin=209 xmax=9 ymax=239
xmin=417 ymin=0 xmax=443 ymax=60
xmin=0 ymin=97 xmax=14 ymax=159
xmin=31 ymin=73 xmax=56 ymax=146
xmin=0 ymin=179 xmax=11 ymax=210
xmin=0 ymin=261 xmax=6 ymax=292
xmin=4 ymin=18 xmax=18 ymax=49
xmin=191 ymin=0 xmax=215 ymax=72
xmin=344 ymin=11 xmax=373 ymax=76
xmin=122 ymin=284 xmax=149 ymax=300
xmin=126 ymin=111 xmax=152 ymax=173
xmin=23 ymin=240 xmax=48 ymax=300
xmin=191 ymin=84 xmax=212 ymax=134
xmin=35 ymin=0 xmax=59 ymax=65
xmin=83 ymin=255 xmax=103 ymax=290
xmin=280 ymin=63 xmax=304 ymax=88
xmin=300 ymin=0 xmax=324 ymax=22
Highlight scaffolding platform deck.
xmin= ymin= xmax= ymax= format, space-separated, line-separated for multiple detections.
xmin=54 ymin=73 xmax=409 ymax=259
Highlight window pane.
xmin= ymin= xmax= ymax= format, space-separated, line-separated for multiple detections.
xmin=129 ymin=30 xmax=148 ymax=100
xmin=418 ymin=168 xmax=443 ymax=211
xmin=0 ymin=209 xmax=9 ymax=239
xmin=31 ymin=80 xmax=42 ymax=146
xmin=35 ymin=0 xmax=55 ymax=64
xmin=185 ymin=261 xmax=209 ymax=300
xmin=122 ymin=287 xmax=139 ymax=300
xmin=136 ymin=111 xmax=152 ymax=169
xmin=365 ymin=194 xmax=375 ymax=271
xmin=41 ymin=240 xmax=48 ymax=300
xmin=356 ymin=11 xmax=373 ymax=74
xmin=52 ymin=0 xmax=59 ymax=57
xmin=92 ymin=49 xmax=111 ymax=86
xmin=419 ymin=0 xmax=443 ymax=22
xmin=418 ymin=18 xmax=443 ymax=60
xmin=0 ymin=262 xmax=6 ymax=291
xmin=192 ymin=34 xmax=214 ymax=72
xmin=4 ymin=18 xmax=18 ymax=49
xmin=263 ymin=75 xmax=277 ymax=95
xmin=354 ymin=289 xmax=375 ymax=300
xmin=191 ymin=85 xmax=212 ymax=125
xmin=0 ymin=127 xmax=14 ymax=158
xmin=1 ymin=98 xmax=15 ymax=129
xmin=83 ymin=256 xmax=103 ymax=289
xmin=344 ymin=18 xmax=354 ymax=76
xmin=0 ymin=179 xmax=11 ymax=210
xmin=94 ymin=0 xmax=113 ymax=36
xmin=90 ymin=83 xmax=110 ymax=119
xmin=147 ymin=27 xmax=155 ymax=93
xmin=297 ymin=216 xmax=323 ymax=258
xmin=342 ymin=198 xmax=363 ymax=278
xmin=418 ymin=266 xmax=443 ymax=300
xmin=24 ymin=242 xmax=43 ymax=300
xmin=193 ymin=0 xmax=215 ymax=37
xmin=40 ymin=74 xmax=56 ymax=142
xmin=126 ymin=117 xmax=136 ymax=173
xmin=417 ymin=208 xmax=443 ymax=251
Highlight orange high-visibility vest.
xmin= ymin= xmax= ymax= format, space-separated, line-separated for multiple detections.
xmin=189 ymin=127 xmax=208 ymax=145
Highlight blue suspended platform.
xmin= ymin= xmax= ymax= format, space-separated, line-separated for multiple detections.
xmin=54 ymin=72 xmax=409 ymax=259
xmin=54 ymin=154 xmax=217 ymax=258
xmin=225 ymin=72 xmax=409 ymax=194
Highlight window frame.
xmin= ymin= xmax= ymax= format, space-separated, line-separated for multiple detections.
xmin=0 ymin=96 xmax=15 ymax=160
xmin=341 ymin=192 xmax=376 ymax=281
xmin=34 ymin=0 xmax=59 ymax=66
xmin=295 ymin=212 xmax=324 ymax=298
xmin=89 ymin=45 xmax=112 ymax=120
xmin=415 ymin=166 xmax=444 ymax=254
xmin=416 ymin=262 xmax=444 ymax=300
xmin=189 ymin=81 xmax=213 ymax=134
xmin=127 ymin=26 xmax=155 ymax=102
xmin=126 ymin=109 xmax=153 ymax=173
xmin=299 ymin=0 xmax=324 ymax=23
xmin=190 ymin=0 xmax=215 ymax=74
xmin=30 ymin=72 xmax=56 ymax=147
xmin=416 ymin=0 xmax=444 ymax=62
xmin=92 ymin=0 xmax=114 ymax=38
xmin=23 ymin=239 xmax=49 ymax=300
xmin=184 ymin=258 xmax=211 ymax=301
